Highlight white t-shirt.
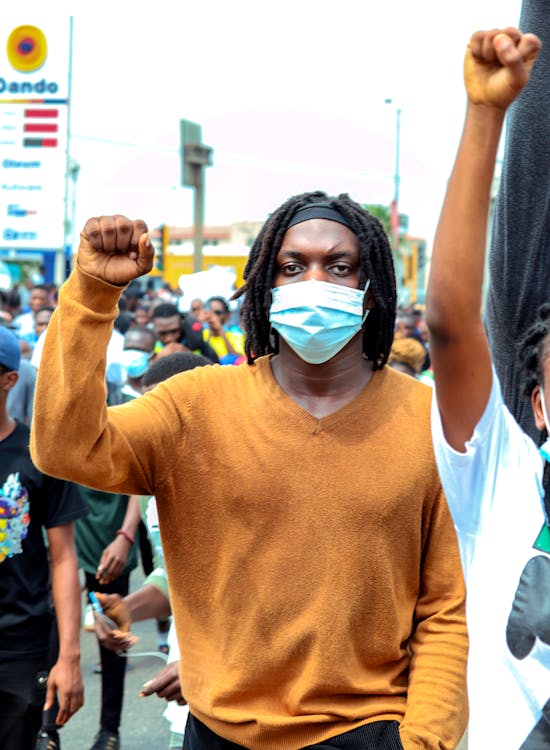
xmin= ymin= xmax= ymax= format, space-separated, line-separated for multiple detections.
xmin=105 ymin=329 xmax=125 ymax=385
xmin=30 ymin=330 xmax=45 ymax=368
xmin=13 ymin=310 xmax=35 ymax=338
xmin=432 ymin=370 xmax=550 ymax=750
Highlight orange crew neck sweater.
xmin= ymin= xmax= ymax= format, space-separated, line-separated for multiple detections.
xmin=31 ymin=267 xmax=468 ymax=750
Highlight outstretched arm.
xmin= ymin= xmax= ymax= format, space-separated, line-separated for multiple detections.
xmin=30 ymin=216 xmax=178 ymax=494
xmin=426 ymin=28 xmax=541 ymax=451
xmin=486 ymin=0 xmax=550 ymax=440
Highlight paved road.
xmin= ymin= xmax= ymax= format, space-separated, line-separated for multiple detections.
xmin=58 ymin=571 xmax=175 ymax=750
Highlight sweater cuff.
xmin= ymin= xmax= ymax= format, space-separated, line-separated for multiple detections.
xmin=61 ymin=262 xmax=127 ymax=316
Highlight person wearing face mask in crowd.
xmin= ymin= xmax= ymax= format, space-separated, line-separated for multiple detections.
xmin=119 ymin=326 xmax=156 ymax=402
xmin=30 ymin=195 xmax=468 ymax=750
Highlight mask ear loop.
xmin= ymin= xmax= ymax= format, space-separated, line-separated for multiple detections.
xmin=269 ymin=327 xmax=279 ymax=352
xmin=540 ymin=386 xmax=550 ymax=433
xmin=537 ymin=387 xmax=550 ymax=527
xmin=361 ymin=279 xmax=371 ymax=325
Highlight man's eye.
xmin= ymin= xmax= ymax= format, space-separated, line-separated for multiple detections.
xmin=282 ymin=264 xmax=301 ymax=274
xmin=331 ymin=264 xmax=350 ymax=274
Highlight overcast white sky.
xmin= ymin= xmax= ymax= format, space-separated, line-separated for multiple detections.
xmin=23 ymin=0 xmax=524 ymax=247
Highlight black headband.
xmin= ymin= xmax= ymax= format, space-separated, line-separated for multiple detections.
xmin=286 ymin=202 xmax=354 ymax=231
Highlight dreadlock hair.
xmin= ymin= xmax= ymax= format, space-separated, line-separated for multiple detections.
xmin=517 ymin=302 xmax=550 ymax=524
xmin=518 ymin=303 xmax=550 ymax=400
xmin=233 ymin=191 xmax=397 ymax=367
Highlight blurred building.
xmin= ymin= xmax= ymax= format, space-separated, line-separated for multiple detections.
xmin=150 ymin=221 xmax=263 ymax=290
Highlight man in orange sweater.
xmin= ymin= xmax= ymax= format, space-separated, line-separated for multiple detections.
xmin=30 ymin=191 xmax=468 ymax=749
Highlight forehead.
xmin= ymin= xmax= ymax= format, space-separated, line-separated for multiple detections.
xmin=31 ymin=288 xmax=47 ymax=298
xmin=35 ymin=309 xmax=52 ymax=322
xmin=125 ymin=329 xmax=154 ymax=348
xmin=154 ymin=315 xmax=181 ymax=330
xmin=278 ymin=219 xmax=359 ymax=255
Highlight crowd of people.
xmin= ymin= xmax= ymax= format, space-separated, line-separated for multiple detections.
xmin=1 ymin=3 xmax=548 ymax=750
xmin=0 ymin=278 xmax=246 ymax=750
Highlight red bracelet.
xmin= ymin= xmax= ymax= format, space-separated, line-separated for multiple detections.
xmin=116 ymin=529 xmax=134 ymax=545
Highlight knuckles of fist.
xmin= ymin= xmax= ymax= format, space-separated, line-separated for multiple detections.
xmin=82 ymin=216 xmax=149 ymax=254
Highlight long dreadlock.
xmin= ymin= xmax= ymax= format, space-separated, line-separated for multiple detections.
xmin=233 ymin=191 xmax=397 ymax=368
xmin=518 ymin=302 xmax=550 ymax=524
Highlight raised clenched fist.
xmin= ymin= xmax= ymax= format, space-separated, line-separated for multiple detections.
xmin=464 ymin=27 xmax=541 ymax=110
xmin=78 ymin=214 xmax=154 ymax=286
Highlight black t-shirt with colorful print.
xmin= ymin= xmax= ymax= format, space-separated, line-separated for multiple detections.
xmin=0 ymin=421 xmax=87 ymax=657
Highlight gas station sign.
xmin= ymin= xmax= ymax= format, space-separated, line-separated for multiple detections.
xmin=0 ymin=19 xmax=71 ymax=251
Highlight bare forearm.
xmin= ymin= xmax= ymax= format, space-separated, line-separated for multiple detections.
xmin=427 ymin=103 xmax=504 ymax=337
xmin=44 ymin=523 xmax=84 ymax=722
xmin=50 ymin=550 xmax=82 ymax=660
xmin=121 ymin=494 xmax=142 ymax=539
xmin=126 ymin=584 xmax=171 ymax=623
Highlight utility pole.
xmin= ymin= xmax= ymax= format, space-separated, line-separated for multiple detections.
xmin=180 ymin=120 xmax=213 ymax=273
xmin=384 ymin=99 xmax=401 ymax=253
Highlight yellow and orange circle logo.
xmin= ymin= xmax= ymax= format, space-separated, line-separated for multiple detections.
xmin=7 ymin=25 xmax=47 ymax=72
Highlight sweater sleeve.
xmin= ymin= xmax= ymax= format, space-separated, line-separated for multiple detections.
xmin=486 ymin=0 xmax=550 ymax=442
xmin=399 ymin=487 xmax=469 ymax=750
xmin=30 ymin=266 xmax=183 ymax=496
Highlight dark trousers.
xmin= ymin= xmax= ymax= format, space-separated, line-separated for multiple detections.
xmin=85 ymin=571 xmax=130 ymax=733
xmin=183 ymin=714 xmax=404 ymax=749
xmin=0 ymin=653 xmax=49 ymax=750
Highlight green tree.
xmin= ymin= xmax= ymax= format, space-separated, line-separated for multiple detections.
xmin=363 ymin=204 xmax=391 ymax=242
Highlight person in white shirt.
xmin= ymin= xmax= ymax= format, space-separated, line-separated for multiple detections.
xmin=425 ymin=17 xmax=547 ymax=750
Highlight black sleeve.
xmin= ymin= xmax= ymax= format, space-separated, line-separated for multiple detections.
xmin=40 ymin=475 xmax=88 ymax=528
xmin=198 ymin=339 xmax=219 ymax=363
xmin=181 ymin=315 xmax=219 ymax=363
xmin=485 ymin=0 xmax=550 ymax=442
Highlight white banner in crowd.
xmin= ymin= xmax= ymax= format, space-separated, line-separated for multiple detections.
xmin=177 ymin=265 xmax=239 ymax=312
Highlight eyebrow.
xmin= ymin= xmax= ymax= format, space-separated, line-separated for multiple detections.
xmin=277 ymin=249 xmax=355 ymax=260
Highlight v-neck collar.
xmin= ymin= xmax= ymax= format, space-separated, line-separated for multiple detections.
xmin=253 ymin=355 xmax=385 ymax=432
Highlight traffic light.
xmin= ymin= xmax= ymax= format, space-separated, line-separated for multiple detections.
xmin=156 ymin=224 xmax=169 ymax=272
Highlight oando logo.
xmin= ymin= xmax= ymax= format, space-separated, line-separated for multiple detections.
xmin=7 ymin=25 xmax=47 ymax=73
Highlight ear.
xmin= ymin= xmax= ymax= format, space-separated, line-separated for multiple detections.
xmin=532 ymin=384 xmax=546 ymax=431
xmin=0 ymin=370 xmax=18 ymax=394
xmin=364 ymin=289 xmax=376 ymax=311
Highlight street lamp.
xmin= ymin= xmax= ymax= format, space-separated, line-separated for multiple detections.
xmin=384 ymin=99 xmax=401 ymax=251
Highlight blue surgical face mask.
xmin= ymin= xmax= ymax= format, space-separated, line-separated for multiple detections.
xmin=269 ymin=279 xmax=370 ymax=365
xmin=121 ymin=349 xmax=153 ymax=379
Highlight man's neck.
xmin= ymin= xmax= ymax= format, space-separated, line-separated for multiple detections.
xmin=270 ymin=339 xmax=374 ymax=418
xmin=0 ymin=410 xmax=16 ymax=442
